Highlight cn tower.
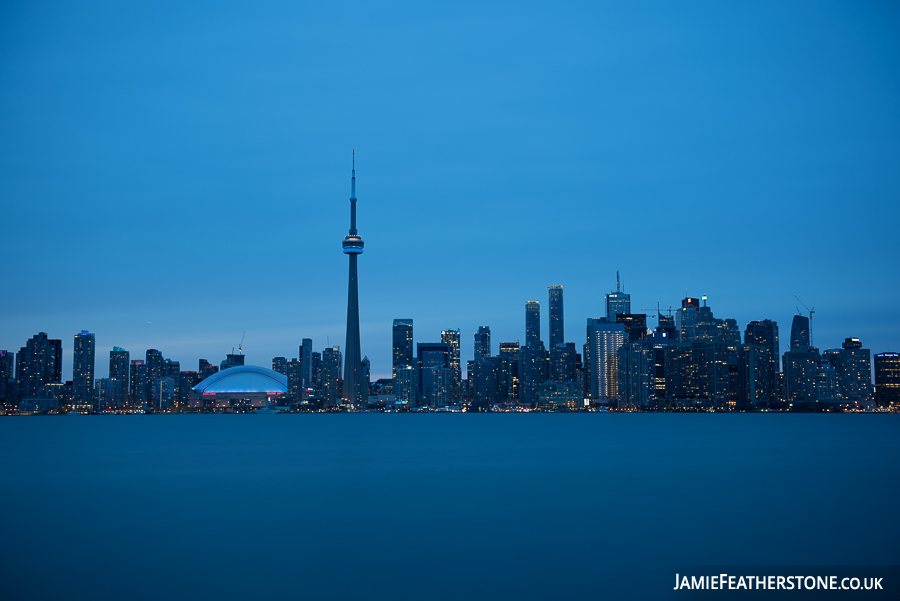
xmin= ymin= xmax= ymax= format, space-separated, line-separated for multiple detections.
xmin=342 ymin=150 xmax=364 ymax=408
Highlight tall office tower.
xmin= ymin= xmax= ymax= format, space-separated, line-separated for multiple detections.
xmin=471 ymin=357 xmax=500 ymax=411
xmin=272 ymin=357 xmax=287 ymax=375
xmin=723 ymin=319 xmax=741 ymax=360
xmin=300 ymin=339 xmax=313 ymax=388
xmin=606 ymin=271 xmax=631 ymax=319
xmin=744 ymin=319 xmax=780 ymax=407
xmin=548 ymin=286 xmax=564 ymax=349
xmin=16 ymin=332 xmax=56 ymax=400
xmin=465 ymin=360 xmax=474 ymax=400
xmin=109 ymin=347 xmax=130 ymax=407
xmin=550 ymin=343 xmax=577 ymax=384
xmin=874 ymin=352 xmax=900 ymax=407
xmin=341 ymin=151 xmax=365 ymax=408
xmin=519 ymin=342 xmax=548 ymax=406
xmin=95 ymin=378 xmax=120 ymax=411
xmin=145 ymin=349 xmax=163 ymax=401
xmin=441 ymin=329 xmax=461 ymax=400
xmin=790 ymin=315 xmax=811 ymax=350
xmin=783 ymin=347 xmax=820 ymax=404
xmin=312 ymin=352 xmax=322 ymax=391
xmin=499 ymin=342 xmax=520 ymax=401
xmin=676 ymin=297 xmax=700 ymax=342
xmin=322 ymin=346 xmax=342 ymax=407
xmin=835 ymin=338 xmax=873 ymax=407
xmin=130 ymin=360 xmax=147 ymax=407
xmin=525 ymin=301 xmax=541 ymax=346
xmin=586 ymin=318 xmax=626 ymax=401
xmin=656 ymin=313 xmax=678 ymax=341
xmin=816 ymin=363 xmax=839 ymax=401
xmin=616 ymin=313 xmax=647 ymax=343
xmin=737 ymin=345 xmax=764 ymax=410
xmin=392 ymin=319 xmax=414 ymax=379
xmin=73 ymin=331 xmax=95 ymax=408
xmin=287 ymin=359 xmax=302 ymax=404
xmin=179 ymin=371 xmax=200 ymax=407
xmin=0 ymin=350 xmax=13 ymax=402
xmin=394 ymin=365 xmax=418 ymax=407
xmin=417 ymin=342 xmax=452 ymax=402
xmin=48 ymin=339 xmax=62 ymax=384
xmin=474 ymin=326 xmax=491 ymax=361
xmin=616 ymin=340 xmax=652 ymax=410
xmin=361 ymin=356 xmax=371 ymax=406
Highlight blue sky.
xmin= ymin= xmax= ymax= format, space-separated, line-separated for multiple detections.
xmin=2 ymin=1 xmax=898 ymax=380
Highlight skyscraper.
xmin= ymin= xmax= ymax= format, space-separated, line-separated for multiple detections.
xmin=272 ymin=357 xmax=287 ymax=375
xmin=744 ymin=319 xmax=780 ymax=407
xmin=392 ymin=319 xmax=414 ymax=379
xmin=586 ymin=318 xmax=625 ymax=401
xmin=323 ymin=346 xmax=342 ymax=407
xmin=474 ymin=326 xmax=491 ymax=361
xmin=606 ymin=271 xmax=631 ymax=319
xmin=525 ymin=301 xmax=541 ymax=346
xmin=548 ymin=285 xmax=564 ymax=349
xmin=342 ymin=151 xmax=365 ymax=408
xmin=73 ymin=330 xmax=95 ymax=408
xmin=441 ymin=329 xmax=461 ymax=400
xmin=417 ymin=342 xmax=452 ymax=402
xmin=109 ymin=347 xmax=130 ymax=407
xmin=300 ymin=339 xmax=313 ymax=388
xmin=874 ymin=352 xmax=900 ymax=407
xmin=790 ymin=315 xmax=811 ymax=350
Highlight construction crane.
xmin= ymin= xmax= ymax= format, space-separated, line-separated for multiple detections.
xmin=238 ymin=331 xmax=245 ymax=355
xmin=793 ymin=294 xmax=815 ymax=347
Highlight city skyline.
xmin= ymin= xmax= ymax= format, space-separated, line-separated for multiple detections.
xmin=2 ymin=2 xmax=899 ymax=382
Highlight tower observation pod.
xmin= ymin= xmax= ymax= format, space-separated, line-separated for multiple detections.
xmin=342 ymin=150 xmax=364 ymax=408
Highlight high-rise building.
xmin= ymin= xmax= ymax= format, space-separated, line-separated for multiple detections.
xmin=737 ymin=345 xmax=763 ymax=410
xmin=300 ymin=339 xmax=313 ymax=388
xmin=831 ymin=338 xmax=873 ymax=407
xmin=520 ymin=342 xmax=548 ymax=406
xmin=617 ymin=340 xmax=652 ymax=410
xmin=616 ymin=313 xmax=647 ymax=343
xmin=312 ymin=352 xmax=322 ymax=391
xmin=499 ymin=342 xmax=520 ymax=401
xmin=392 ymin=319 xmax=414 ymax=378
xmin=109 ymin=347 xmax=130 ymax=407
xmin=744 ymin=319 xmax=780 ymax=407
xmin=48 ymin=339 xmax=62 ymax=384
xmin=586 ymin=318 xmax=625 ymax=401
xmin=130 ymin=360 xmax=147 ymax=408
xmin=606 ymin=271 xmax=631 ymax=319
xmin=525 ymin=301 xmax=541 ymax=346
xmin=322 ymin=346 xmax=342 ymax=407
xmin=548 ymin=286 xmax=564 ymax=349
xmin=783 ymin=347 xmax=819 ymax=405
xmin=287 ymin=358 xmax=302 ymax=405
xmin=272 ymin=357 xmax=287 ymax=375
xmin=417 ymin=342 xmax=451 ymax=403
xmin=874 ymin=352 xmax=900 ymax=407
xmin=361 ymin=356 xmax=370 ymax=406
xmin=73 ymin=331 xmax=95 ymax=408
xmin=0 ymin=350 xmax=13 ymax=403
xmin=474 ymin=326 xmax=491 ymax=361
xmin=676 ymin=297 xmax=700 ymax=342
xmin=441 ymin=329 xmax=461 ymax=400
xmin=790 ymin=315 xmax=811 ymax=351
xmin=342 ymin=152 xmax=365 ymax=408
xmin=394 ymin=365 xmax=417 ymax=407
xmin=550 ymin=343 xmax=577 ymax=384
xmin=15 ymin=333 xmax=58 ymax=401
xmin=471 ymin=357 xmax=500 ymax=411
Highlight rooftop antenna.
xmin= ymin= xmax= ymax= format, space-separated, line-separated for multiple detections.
xmin=616 ymin=270 xmax=620 ymax=293
xmin=793 ymin=294 xmax=816 ymax=348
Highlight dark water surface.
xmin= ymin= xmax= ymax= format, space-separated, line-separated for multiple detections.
xmin=1 ymin=414 xmax=897 ymax=600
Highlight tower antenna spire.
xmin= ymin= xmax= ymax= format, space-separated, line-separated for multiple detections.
xmin=617 ymin=270 xmax=620 ymax=293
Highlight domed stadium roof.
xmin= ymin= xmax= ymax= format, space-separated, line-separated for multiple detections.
xmin=193 ymin=365 xmax=287 ymax=394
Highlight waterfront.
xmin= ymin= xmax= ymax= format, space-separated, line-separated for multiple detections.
xmin=1 ymin=414 xmax=897 ymax=600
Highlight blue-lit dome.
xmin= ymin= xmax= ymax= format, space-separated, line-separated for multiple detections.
xmin=192 ymin=365 xmax=287 ymax=394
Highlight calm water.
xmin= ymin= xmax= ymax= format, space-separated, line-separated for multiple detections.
xmin=1 ymin=414 xmax=897 ymax=600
